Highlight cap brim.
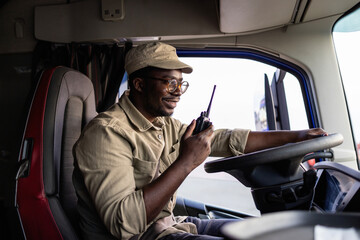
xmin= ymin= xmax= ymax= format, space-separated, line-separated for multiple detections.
xmin=150 ymin=60 xmax=193 ymax=74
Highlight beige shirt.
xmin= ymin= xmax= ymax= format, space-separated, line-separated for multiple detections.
xmin=73 ymin=91 xmax=250 ymax=240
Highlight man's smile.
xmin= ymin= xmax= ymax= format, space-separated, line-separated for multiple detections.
xmin=162 ymin=97 xmax=180 ymax=109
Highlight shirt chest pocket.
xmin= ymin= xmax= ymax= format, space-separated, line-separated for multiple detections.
xmin=133 ymin=157 xmax=158 ymax=188
xmin=166 ymin=141 xmax=180 ymax=165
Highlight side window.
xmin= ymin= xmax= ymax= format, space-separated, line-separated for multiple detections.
xmin=333 ymin=7 xmax=360 ymax=164
xmin=283 ymin=72 xmax=309 ymax=130
xmin=174 ymin=56 xmax=309 ymax=215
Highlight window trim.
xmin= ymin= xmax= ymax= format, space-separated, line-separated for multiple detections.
xmin=177 ymin=48 xmax=319 ymax=129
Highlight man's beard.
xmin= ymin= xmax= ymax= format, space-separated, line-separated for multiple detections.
xmin=154 ymin=106 xmax=173 ymax=117
xmin=145 ymin=101 xmax=173 ymax=118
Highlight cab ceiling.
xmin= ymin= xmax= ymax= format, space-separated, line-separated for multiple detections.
xmin=33 ymin=0 xmax=359 ymax=43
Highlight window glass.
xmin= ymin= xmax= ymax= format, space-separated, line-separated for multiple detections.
xmin=333 ymin=7 xmax=360 ymax=163
xmin=174 ymin=58 xmax=275 ymax=130
xmin=283 ymin=73 xmax=308 ymax=130
xmin=173 ymin=56 xmax=309 ymax=216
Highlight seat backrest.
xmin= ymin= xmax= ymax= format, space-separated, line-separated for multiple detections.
xmin=17 ymin=66 xmax=97 ymax=240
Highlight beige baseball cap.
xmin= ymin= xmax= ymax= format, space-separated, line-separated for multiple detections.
xmin=125 ymin=42 xmax=193 ymax=75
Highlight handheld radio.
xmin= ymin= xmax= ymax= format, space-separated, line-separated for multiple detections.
xmin=193 ymin=85 xmax=216 ymax=135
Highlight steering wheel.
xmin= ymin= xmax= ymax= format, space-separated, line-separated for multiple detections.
xmin=204 ymin=133 xmax=344 ymax=188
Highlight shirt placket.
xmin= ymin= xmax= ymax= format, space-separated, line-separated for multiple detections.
xmin=155 ymin=128 xmax=165 ymax=178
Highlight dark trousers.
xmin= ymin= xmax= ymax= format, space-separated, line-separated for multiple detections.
xmin=158 ymin=217 xmax=239 ymax=240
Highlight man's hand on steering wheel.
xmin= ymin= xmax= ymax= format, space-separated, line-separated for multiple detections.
xmin=298 ymin=128 xmax=328 ymax=140
xmin=244 ymin=128 xmax=328 ymax=153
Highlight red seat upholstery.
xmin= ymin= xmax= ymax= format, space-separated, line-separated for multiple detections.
xmin=17 ymin=66 xmax=97 ymax=240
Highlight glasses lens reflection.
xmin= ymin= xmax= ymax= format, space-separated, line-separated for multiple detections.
xmin=168 ymin=79 xmax=189 ymax=94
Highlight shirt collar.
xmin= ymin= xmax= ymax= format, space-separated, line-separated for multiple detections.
xmin=118 ymin=90 xmax=165 ymax=131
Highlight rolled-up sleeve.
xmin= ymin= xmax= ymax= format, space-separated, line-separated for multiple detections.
xmin=74 ymin=121 xmax=147 ymax=239
xmin=211 ymin=128 xmax=250 ymax=157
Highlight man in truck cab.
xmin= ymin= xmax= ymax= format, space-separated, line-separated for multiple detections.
xmin=73 ymin=42 xmax=327 ymax=240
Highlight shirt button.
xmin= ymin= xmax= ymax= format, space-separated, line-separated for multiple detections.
xmin=158 ymin=134 xmax=162 ymax=140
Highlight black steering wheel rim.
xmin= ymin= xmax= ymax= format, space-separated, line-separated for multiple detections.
xmin=205 ymin=133 xmax=344 ymax=174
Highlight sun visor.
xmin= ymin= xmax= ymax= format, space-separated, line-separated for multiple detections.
xmin=219 ymin=0 xmax=298 ymax=33
xmin=34 ymin=0 xmax=221 ymax=43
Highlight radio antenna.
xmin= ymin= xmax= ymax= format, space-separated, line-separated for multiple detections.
xmin=206 ymin=85 xmax=216 ymax=117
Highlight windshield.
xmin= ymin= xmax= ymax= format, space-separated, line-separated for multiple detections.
xmin=333 ymin=6 xmax=360 ymax=165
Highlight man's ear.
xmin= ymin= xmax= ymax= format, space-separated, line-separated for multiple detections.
xmin=132 ymin=77 xmax=144 ymax=92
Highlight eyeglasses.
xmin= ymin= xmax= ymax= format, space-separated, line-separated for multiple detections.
xmin=144 ymin=76 xmax=189 ymax=94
